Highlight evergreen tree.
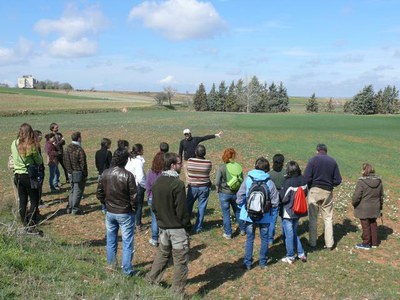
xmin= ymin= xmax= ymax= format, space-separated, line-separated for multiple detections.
xmin=352 ymin=85 xmax=376 ymax=115
xmin=235 ymin=79 xmax=246 ymax=112
xmin=216 ymin=80 xmax=227 ymax=111
xmin=247 ymin=76 xmax=262 ymax=112
xmin=276 ymin=82 xmax=290 ymax=112
xmin=324 ymin=98 xmax=335 ymax=112
xmin=306 ymin=93 xmax=319 ymax=112
xmin=193 ymin=83 xmax=208 ymax=111
xmin=257 ymin=82 xmax=269 ymax=112
xmin=207 ymin=83 xmax=218 ymax=111
xmin=225 ymin=81 xmax=238 ymax=112
xmin=378 ymin=85 xmax=399 ymax=114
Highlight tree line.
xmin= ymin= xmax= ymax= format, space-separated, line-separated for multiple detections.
xmin=192 ymin=76 xmax=290 ymax=113
xmin=34 ymin=80 xmax=73 ymax=91
xmin=306 ymin=85 xmax=399 ymax=114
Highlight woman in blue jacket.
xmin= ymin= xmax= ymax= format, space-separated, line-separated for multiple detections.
xmin=236 ymin=157 xmax=279 ymax=270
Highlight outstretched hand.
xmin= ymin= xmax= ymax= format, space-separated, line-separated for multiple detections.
xmin=215 ymin=131 xmax=223 ymax=138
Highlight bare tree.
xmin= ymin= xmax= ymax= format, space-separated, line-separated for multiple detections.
xmin=154 ymin=92 xmax=167 ymax=105
xmin=163 ymin=86 xmax=176 ymax=106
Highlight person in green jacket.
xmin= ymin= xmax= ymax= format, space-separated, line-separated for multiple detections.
xmin=11 ymin=123 xmax=43 ymax=234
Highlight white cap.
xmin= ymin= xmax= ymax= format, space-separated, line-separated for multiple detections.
xmin=183 ymin=128 xmax=191 ymax=134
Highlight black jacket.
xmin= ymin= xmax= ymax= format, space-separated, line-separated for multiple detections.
xmin=179 ymin=135 xmax=215 ymax=161
xmin=279 ymin=175 xmax=308 ymax=219
xmin=95 ymin=147 xmax=112 ymax=175
xmin=96 ymin=166 xmax=138 ymax=214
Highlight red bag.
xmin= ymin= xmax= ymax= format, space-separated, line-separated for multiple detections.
xmin=293 ymin=186 xmax=307 ymax=214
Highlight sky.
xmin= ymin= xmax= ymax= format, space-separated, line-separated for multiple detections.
xmin=1 ymin=0 xmax=400 ymax=97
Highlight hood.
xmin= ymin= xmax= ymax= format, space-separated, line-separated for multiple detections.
xmin=359 ymin=176 xmax=382 ymax=189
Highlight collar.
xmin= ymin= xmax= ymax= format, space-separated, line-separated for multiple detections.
xmin=161 ymin=170 xmax=179 ymax=178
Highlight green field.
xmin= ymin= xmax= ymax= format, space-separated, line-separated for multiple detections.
xmin=0 ymin=89 xmax=399 ymax=299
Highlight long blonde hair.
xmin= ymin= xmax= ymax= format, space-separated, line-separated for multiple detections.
xmin=17 ymin=123 xmax=37 ymax=157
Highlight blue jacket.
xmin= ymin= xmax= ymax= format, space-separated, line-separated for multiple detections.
xmin=236 ymin=169 xmax=279 ymax=224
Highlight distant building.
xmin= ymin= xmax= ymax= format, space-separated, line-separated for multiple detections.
xmin=18 ymin=75 xmax=37 ymax=89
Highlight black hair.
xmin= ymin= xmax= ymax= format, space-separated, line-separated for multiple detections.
xmin=285 ymin=161 xmax=302 ymax=177
xmin=159 ymin=142 xmax=169 ymax=153
xmin=117 ymin=139 xmax=129 ymax=150
xmin=255 ymin=157 xmax=270 ymax=172
xmin=112 ymin=148 xmax=129 ymax=168
xmin=49 ymin=122 xmax=58 ymax=131
xmin=195 ymin=144 xmax=206 ymax=158
xmin=272 ymin=153 xmax=285 ymax=172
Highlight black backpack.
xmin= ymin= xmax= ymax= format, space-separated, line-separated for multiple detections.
xmin=246 ymin=175 xmax=271 ymax=221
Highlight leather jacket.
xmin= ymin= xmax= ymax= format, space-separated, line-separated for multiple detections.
xmin=96 ymin=166 xmax=138 ymax=214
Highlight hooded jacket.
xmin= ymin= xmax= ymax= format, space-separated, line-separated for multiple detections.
xmin=352 ymin=175 xmax=384 ymax=219
xmin=279 ymin=175 xmax=308 ymax=219
xmin=236 ymin=169 xmax=279 ymax=224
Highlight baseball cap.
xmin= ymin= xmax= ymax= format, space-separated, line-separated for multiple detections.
xmin=183 ymin=128 xmax=191 ymax=134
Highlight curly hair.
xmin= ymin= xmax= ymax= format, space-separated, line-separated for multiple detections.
xmin=222 ymin=148 xmax=236 ymax=164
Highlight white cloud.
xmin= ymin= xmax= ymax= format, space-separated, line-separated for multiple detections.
xmin=125 ymin=64 xmax=153 ymax=73
xmin=160 ymin=75 xmax=175 ymax=84
xmin=45 ymin=37 xmax=97 ymax=58
xmin=0 ymin=37 xmax=33 ymax=66
xmin=34 ymin=4 xmax=108 ymax=58
xmin=128 ymin=0 xmax=227 ymax=40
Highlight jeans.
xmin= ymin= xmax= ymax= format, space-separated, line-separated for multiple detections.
xmin=148 ymin=197 xmax=159 ymax=241
xmin=308 ymin=187 xmax=334 ymax=248
xmin=219 ymin=192 xmax=245 ymax=236
xmin=135 ymin=185 xmax=146 ymax=226
xmin=187 ymin=186 xmax=210 ymax=233
xmin=106 ymin=212 xmax=135 ymax=275
xmin=48 ymin=163 xmax=60 ymax=190
xmin=267 ymin=206 xmax=279 ymax=245
xmin=244 ymin=222 xmax=269 ymax=268
xmin=281 ymin=218 xmax=305 ymax=259
xmin=68 ymin=174 xmax=86 ymax=213
xmin=14 ymin=174 xmax=40 ymax=226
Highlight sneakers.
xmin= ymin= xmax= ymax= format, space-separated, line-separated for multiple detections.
xmin=355 ymin=243 xmax=371 ymax=250
xmin=298 ymin=255 xmax=307 ymax=262
xmin=149 ymin=239 xmax=158 ymax=247
xmin=222 ymin=233 xmax=232 ymax=240
xmin=25 ymin=227 xmax=44 ymax=236
xmin=371 ymin=245 xmax=378 ymax=249
xmin=281 ymin=257 xmax=295 ymax=264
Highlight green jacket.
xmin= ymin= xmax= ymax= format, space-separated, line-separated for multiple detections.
xmin=11 ymin=139 xmax=43 ymax=174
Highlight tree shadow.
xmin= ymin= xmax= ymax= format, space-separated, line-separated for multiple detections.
xmin=189 ymin=258 xmax=246 ymax=297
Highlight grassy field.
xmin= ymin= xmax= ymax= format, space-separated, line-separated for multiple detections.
xmin=0 ymin=89 xmax=399 ymax=299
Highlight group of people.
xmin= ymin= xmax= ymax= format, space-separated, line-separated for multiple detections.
xmin=10 ymin=124 xmax=385 ymax=295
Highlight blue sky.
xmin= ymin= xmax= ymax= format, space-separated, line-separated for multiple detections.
xmin=1 ymin=0 xmax=399 ymax=97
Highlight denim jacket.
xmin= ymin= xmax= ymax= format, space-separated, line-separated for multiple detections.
xmin=236 ymin=169 xmax=279 ymax=224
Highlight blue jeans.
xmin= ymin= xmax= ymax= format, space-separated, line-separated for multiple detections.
xmin=281 ymin=218 xmax=305 ymax=259
xmin=187 ymin=186 xmax=210 ymax=233
xmin=135 ymin=185 xmax=146 ymax=226
xmin=219 ymin=192 xmax=245 ymax=236
xmin=244 ymin=222 xmax=269 ymax=268
xmin=48 ymin=164 xmax=60 ymax=190
xmin=106 ymin=212 xmax=135 ymax=275
xmin=148 ymin=197 xmax=159 ymax=241
xmin=267 ymin=206 xmax=279 ymax=245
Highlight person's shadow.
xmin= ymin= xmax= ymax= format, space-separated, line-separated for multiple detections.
xmin=189 ymin=258 xmax=246 ymax=297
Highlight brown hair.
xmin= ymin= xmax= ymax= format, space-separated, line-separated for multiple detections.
xmin=362 ymin=163 xmax=375 ymax=176
xmin=151 ymin=152 xmax=164 ymax=173
xmin=222 ymin=148 xmax=236 ymax=163
xmin=17 ymin=123 xmax=37 ymax=157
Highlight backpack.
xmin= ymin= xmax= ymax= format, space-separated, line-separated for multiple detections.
xmin=246 ymin=175 xmax=271 ymax=221
xmin=225 ymin=162 xmax=243 ymax=192
xmin=293 ymin=186 xmax=307 ymax=215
